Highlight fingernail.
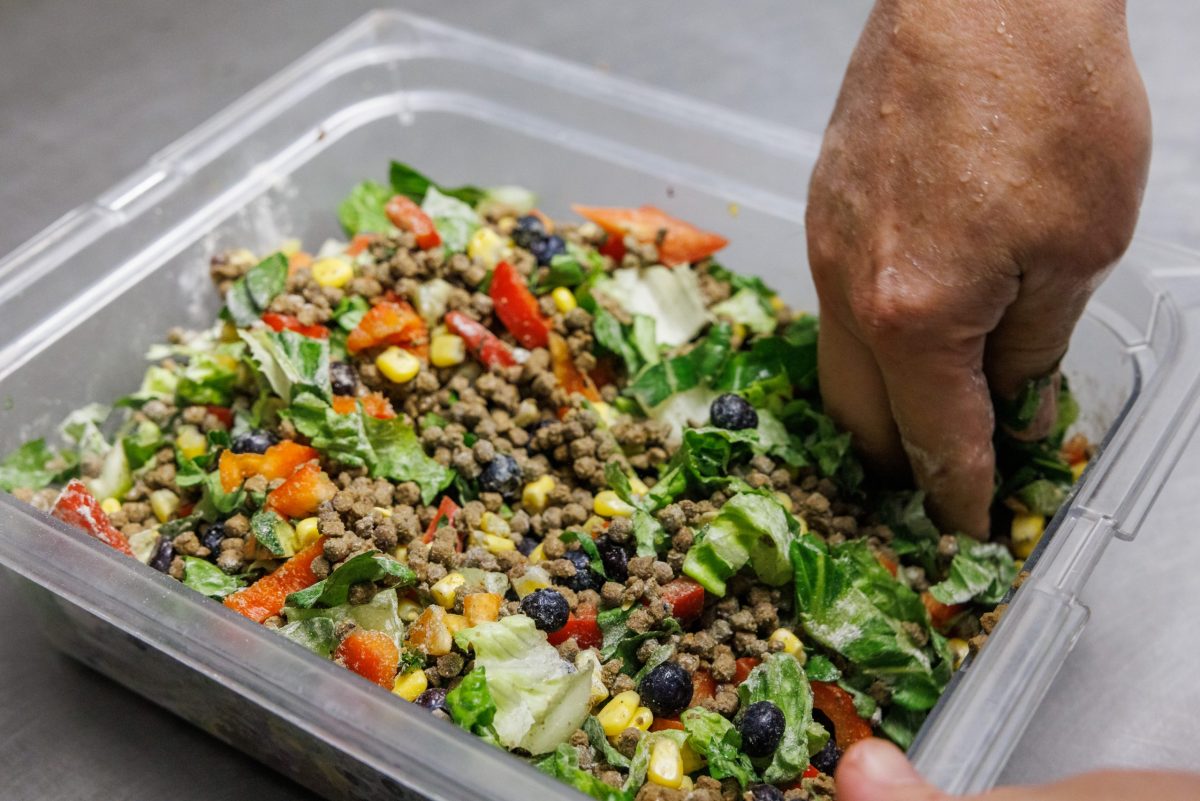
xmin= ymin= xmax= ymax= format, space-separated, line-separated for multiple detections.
xmin=853 ymin=739 xmax=925 ymax=787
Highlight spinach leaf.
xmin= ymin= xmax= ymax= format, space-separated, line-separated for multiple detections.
xmin=390 ymin=160 xmax=485 ymax=207
xmin=537 ymin=743 xmax=632 ymax=801
xmin=331 ymin=295 xmax=369 ymax=332
xmin=337 ymin=180 xmax=393 ymax=236
xmin=597 ymin=606 xmax=682 ymax=670
xmin=364 ymin=414 xmax=455 ymax=504
xmin=880 ymin=706 xmax=927 ymax=750
xmin=249 ymin=509 xmax=289 ymax=558
xmin=879 ymin=491 xmax=941 ymax=576
xmin=181 ymin=556 xmax=243 ymax=598
xmin=736 ymin=653 xmax=813 ymax=784
xmin=286 ymin=551 xmax=416 ymax=609
xmin=625 ymin=324 xmax=732 ymax=409
xmin=224 ymin=253 xmax=289 ymax=327
xmin=681 ymin=707 xmax=758 ymax=788
xmin=928 ymin=536 xmax=1018 ymax=606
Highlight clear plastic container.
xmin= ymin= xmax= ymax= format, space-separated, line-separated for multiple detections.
xmin=1 ymin=11 xmax=1199 ymax=798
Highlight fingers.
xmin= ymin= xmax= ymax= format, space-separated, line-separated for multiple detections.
xmin=818 ymin=311 xmax=908 ymax=478
xmin=835 ymin=739 xmax=947 ymax=801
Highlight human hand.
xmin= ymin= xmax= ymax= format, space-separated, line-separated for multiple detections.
xmin=836 ymin=738 xmax=1200 ymax=801
xmin=805 ymin=0 xmax=1150 ymax=536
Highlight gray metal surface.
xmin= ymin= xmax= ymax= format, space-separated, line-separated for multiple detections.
xmin=1 ymin=1 xmax=1197 ymax=798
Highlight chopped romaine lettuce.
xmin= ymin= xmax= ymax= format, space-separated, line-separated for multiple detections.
xmin=284 ymin=588 xmax=408 ymax=650
xmin=626 ymin=323 xmax=732 ymax=410
xmin=737 ymin=653 xmax=814 ymax=783
xmin=181 ymin=556 xmax=243 ymax=598
xmin=421 ymin=186 xmax=480 ymax=253
xmin=454 ymin=615 xmax=592 ymax=755
xmin=681 ymin=707 xmax=757 ymax=788
xmin=175 ymin=343 xmax=245 ymax=406
xmin=682 ymin=493 xmax=797 ymax=596
xmin=337 ymin=180 xmax=393 ymax=236
xmin=286 ymin=551 xmax=415 ymax=609
xmin=928 ymin=536 xmax=1018 ymax=606
xmin=711 ymin=287 xmax=776 ymax=335
xmin=583 ymin=715 xmax=631 ymax=769
xmin=277 ymin=617 xmax=338 ymax=658
xmin=224 ymin=253 xmax=288 ymax=327
xmin=239 ymin=329 xmax=330 ymax=403
xmin=0 ymin=439 xmax=75 ymax=492
xmin=537 ymin=743 xmax=632 ymax=801
xmin=121 ymin=419 xmax=164 ymax=471
xmin=389 ymin=160 xmax=485 ymax=207
xmin=624 ymin=729 xmax=688 ymax=792
xmin=607 ymin=265 xmax=711 ymax=347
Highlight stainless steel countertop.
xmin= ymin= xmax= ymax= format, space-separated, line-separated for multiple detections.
xmin=2 ymin=2 xmax=1198 ymax=798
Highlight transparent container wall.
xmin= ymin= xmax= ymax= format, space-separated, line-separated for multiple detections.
xmin=2 ymin=11 xmax=1199 ymax=799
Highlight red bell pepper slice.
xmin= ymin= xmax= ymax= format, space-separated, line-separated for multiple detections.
xmin=598 ymin=233 xmax=626 ymax=262
xmin=734 ymin=657 xmax=760 ymax=685
xmin=261 ymin=312 xmax=329 ymax=340
xmin=549 ymin=332 xmax=601 ymax=402
xmin=224 ymin=537 xmax=327 ymax=623
xmin=489 ymin=261 xmax=551 ymax=349
xmin=205 ymin=405 xmax=235 ymax=429
xmin=422 ymin=496 xmax=461 ymax=544
xmin=811 ymin=681 xmax=873 ymax=750
xmin=51 ymin=480 xmax=135 ymax=557
xmin=876 ymin=553 xmax=899 ymax=578
xmin=332 ymin=392 xmax=396 ymax=420
xmin=385 ymin=195 xmax=440 ymax=250
xmin=571 ymin=205 xmax=728 ymax=266
xmin=689 ymin=669 xmax=716 ymax=707
xmin=264 ymin=461 xmax=337 ymax=519
xmin=546 ymin=604 xmax=602 ymax=650
xmin=346 ymin=298 xmax=428 ymax=355
xmin=922 ymin=591 xmax=965 ymax=633
xmin=335 ymin=629 xmax=401 ymax=688
xmin=649 ymin=717 xmax=685 ymax=732
xmin=659 ymin=577 xmax=706 ymax=622
xmin=445 ymin=310 xmax=518 ymax=368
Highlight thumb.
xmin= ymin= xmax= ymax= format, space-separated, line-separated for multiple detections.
xmin=835 ymin=739 xmax=946 ymax=801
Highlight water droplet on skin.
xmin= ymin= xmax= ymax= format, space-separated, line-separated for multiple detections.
xmin=1085 ymin=60 xmax=1096 ymax=73
xmin=996 ymin=20 xmax=1007 ymax=34
xmin=880 ymin=101 xmax=898 ymax=117
xmin=959 ymin=170 xmax=973 ymax=183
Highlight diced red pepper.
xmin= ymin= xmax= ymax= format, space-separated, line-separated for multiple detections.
xmin=659 ymin=577 xmax=706 ymax=622
xmin=811 ymin=681 xmax=873 ymax=750
xmin=876 ymin=553 xmax=899 ymax=578
xmin=332 ymin=392 xmax=396 ymax=420
xmin=597 ymin=232 xmax=626 ymax=262
xmin=346 ymin=233 xmax=377 ymax=257
xmin=265 ymin=461 xmax=337 ymax=519
xmin=489 ymin=261 xmax=551 ymax=349
xmin=335 ymin=629 xmax=400 ymax=688
xmin=422 ymin=496 xmax=461 ymax=544
xmin=51 ymin=480 xmax=135 ymax=557
xmin=287 ymin=251 xmax=313 ymax=275
xmin=689 ymin=669 xmax=717 ymax=707
xmin=571 ymin=205 xmax=728 ymax=266
xmin=1062 ymin=433 xmax=1090 ymax=466
xmin=802 ymin=765 xmax=822 ymax=780
xmin=649 ymin=717 xmax=685 ymax=732
xmin=219 ymin=440 xmax=320 ymax=493
xmin=346 ymin=298 xmax=428 ymax=355
xmin=224 ymin=537 xmax=327 ymax=623
xmin=444 ymin=310 xmax=518 ymax=368
xmin=549 ymin=332 xmax=601 ymax=402
xmin=204 ymin=405 xmax=234 ymax=429
xmin=546 ymin=604 xmax=602 ymax=650
xmin=922 ymin=591 xmax=965 ymax=633
xmin=385 ymin=195 xmax=440 ymax=250
xmin=734 ymin=657 xmax=760 ymax=685
xmin=261 ymin=312 xmax=329 ymax=340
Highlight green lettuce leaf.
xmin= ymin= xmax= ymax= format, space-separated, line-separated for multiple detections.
xmin=716 ymin=316 xmax=818 ymax=397
xmin=447 ymin=667 xmax=500 ymax=744
xmin=0 ymin=439 xmax=74 ymax=492
xmin=929 ymin=536 xmax=1018 ymax=606
xmin=286 ymin=551 xmax=415 ymax=609
xmin=240 ymin=329 xmax=331 ymax=403
xmin=625 ymin=324 xmax=732 ymax=410
xmin=276 ymin=617 xmax=338 ymax=658
xmin=597 ymin=606 xmax=683 ymax=670
xmin=625 ymin=729 xmax=688 ymax=792
xmin=583 ymin=715 xmax=631 ymax=769
xmin=175 ymin=343 xmax=245 ymax=406
xmin=284 ymin=588 xmax=407 ymax=649
xmin=736 ymin=653 xmax=813 ymax=783
xmin=337 ymin=180 xmax=393 ymax=236
xmin=683 ymin=493 xmax=797 ymax=596
xmin=607 ymin=265 xmax=711 ymax=347
xmin=364 ymin=414 xmax=454 ymax=504
xmin=224 ymin=253 xmax=288 ymax=327
xmin=454 ymin=615 xmax=592 ymax=755
xmin=710 ymin=287 xmax=776 ymax=335
xmin=181 ymin=556 xmax=243 ymax=598
xmin=681 ymin=707 xmax=757 ymax=788
xmin=537 ymin=743 xmax=632 ymax=801
xmin=390 ymin=160 xmax=486 ymax=207
xmin=421 ymin=186 xmax=479 ymax=253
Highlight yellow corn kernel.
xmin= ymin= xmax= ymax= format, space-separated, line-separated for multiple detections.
xmin=948 ymin=637 xmax=970 ymax=670
xmin=484 ymin=534 xmax=516 ymax=554
xmin=528 ymin=543 xmax=546 ymax=564
xmin=768 ymin=627 xmax=803 ymax=655
xmin=430 ymin=334 xmax=467 ymax=368
xmin=680 ymin=741 xmax=707 ymax=774
xmin=594 ymin=490 xmax=634 ymax=518
xmin=481 ymin=512 xmax=511 ymax=538
xmin=597 ymin=690 xmax=641 ymax=737
xmin=773 ymin=491 xmax=794 ymax=513
xmin=311 ymin=257 xmax=354 ymax=288
xmin=1071 ymin=459 xmax=1088 ymax=481
xmin=376 ymin=346 xmax=421 ymax=384
xmin=392 ymin=668 xmax=428 ymax=701
xmin=397 ymin=597 xmax=422 ymax=623
xmin=730 ymin=322 xmax=748 ymax=348
xmin=1014 ymin=559 xmax=1025 ymax=572
xmin=393 ymin=545 xmax=408 ymax=563
xmin=100 ymin=497 xmax=122 ymax=515
xmin=467 ymin=227 xmax=507 ymax=268
xmin=175 ymin=425 xmax=207 ymax=461
xmin=444 ymin=613 xmax=469 ymax=636
xmin=522 ymin=475 xmax=556 ymax=513
xmin=591 ymin=400 xmax=616 ymax=426
xmin=582 ymin=516 xmax=607 ymax=537
xmin=1011 ymin=512 xmax=1046 ymax=559
xmin=149 ymin=489 xmax=180 ymax=524
xmin=629 ymin=707 xmax=654 ymax=732
xmin=430 ymin=572 xmax=466 ymax=608
xmin=628 ymin=474 xmax=650 ymax=497
xmin=647 ymin=737 xmax=685 ymax=789
xmin=373 ymin=506 xmax=393 ymax=518
xmin=679 ymin=776 xmax=694 ymax=794
xmin=295 ymin=517 xmax=321 ymax=549
xmin=551 ymin=287 xmax=578 ymax=314
xmin=513 ymin=565 xmax=552 ymax=598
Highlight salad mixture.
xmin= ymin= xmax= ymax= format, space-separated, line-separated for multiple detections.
xmin=1 ymin=162 xmax=1090 ymax=801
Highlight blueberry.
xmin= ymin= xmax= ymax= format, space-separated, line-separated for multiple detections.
xmin=201 ymin=521 xmax=226 ymax=553
xmin=414 ymin=687 xmax=449 ymax=714
xmin=596 ymin=537 xmax=629 ymax=583
xmin=511 ymin=215 xmax=546 ymax=249
xmin=520 ymin=588 xmax=570 ymax=632
xmin=149 ymin=539 xmax=175 ymax=573
xmin=478 ymin=454 xmax=523 ymax=501
xmin=231 ymin=429 xmax=277 ymax=455
xmin=529 ymin=234 xmax=566 ymax=266
xmin=709 ymin=393 xmax=758 ymax=431
xmin=639 ymin=662 xmax=693 ymax=717
xmin=809 ymin=736 xmax=842 ymax=775
xmin=563 ymin=548 xmax=604 ymax=593
xmin=330 ymin=361 xmax=358 ymax=396
xmin=739 ymin=700 xmax=786 ymax=758
xmin=750 ymin=785 xmax=784 ymax=801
